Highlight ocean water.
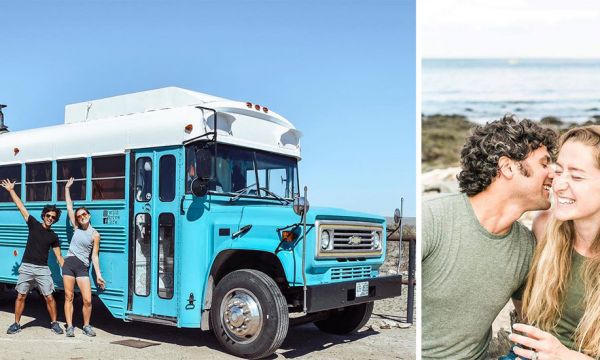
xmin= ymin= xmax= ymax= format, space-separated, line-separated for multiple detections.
xmin=423 ymin=59 xmax=600 ymax=123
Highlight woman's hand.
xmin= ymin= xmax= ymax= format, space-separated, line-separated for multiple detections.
xmin=65 ymin=177 xmax=74 ymax=189
xmin=510 ymin=323 xmax=578 ymax=360
xmin=96 ymin=275 xmax=106 ymax=290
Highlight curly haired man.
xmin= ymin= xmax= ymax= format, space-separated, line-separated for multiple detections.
xmin=422 ymin=115 xmax=557 ymax=359
xmin=1 ymin=179 xmax=65 ymax=335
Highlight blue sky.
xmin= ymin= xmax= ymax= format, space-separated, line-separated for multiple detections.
xmin=1 ymin=0 xmax=416 ymax=217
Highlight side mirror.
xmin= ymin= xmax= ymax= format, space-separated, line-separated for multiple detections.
xmin=293 ymin=197 xmax=310 ymax=216
xmin=191 ymin=177 xmax=209 ymax=197
xmin=393 ymin=208 xmax=401 ymax=225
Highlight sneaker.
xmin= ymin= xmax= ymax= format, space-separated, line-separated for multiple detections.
xmin=6 ymin=322 xmax=21 ymax=334
xmin=65 ymin=325 xmax=75 ymax=337
xmin=82 ymin=325 xmax=96 ymax=337
xmin=50 ymin=322 xmax=64 ymax=335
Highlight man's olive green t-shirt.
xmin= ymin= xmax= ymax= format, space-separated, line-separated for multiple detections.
xmin=422 ymin=193 xmax=535 ymax=360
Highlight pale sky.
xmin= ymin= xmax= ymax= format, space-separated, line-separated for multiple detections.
xmin=422 ymin=0 xmax=600 ymax=58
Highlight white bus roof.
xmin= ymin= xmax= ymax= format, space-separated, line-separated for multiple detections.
xmin=0 ymin=87 xmax=302 ymax=164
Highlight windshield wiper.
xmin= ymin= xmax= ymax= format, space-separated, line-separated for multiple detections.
xmin=229 ymin=183 xmax=257 ymax=202
xmin=258 ymin=187 xmax=292 ymax=205
xmin=229 ymin=184 xmax=291 ymax=204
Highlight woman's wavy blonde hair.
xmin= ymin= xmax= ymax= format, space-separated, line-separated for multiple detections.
xmin=523 ymin=125 xmax=600 ymax=357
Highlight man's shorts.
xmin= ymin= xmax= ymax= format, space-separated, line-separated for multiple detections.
xmin=16 ymin=263 xmax=55 ymax=296
xmin=62 ymin=256 xmax=90 ymax=278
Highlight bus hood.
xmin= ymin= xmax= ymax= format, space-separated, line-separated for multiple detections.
xmin=238 ymin=204 xmax=385 ymax=230
xmin=305 ymin=206 xmax=385 ymax=225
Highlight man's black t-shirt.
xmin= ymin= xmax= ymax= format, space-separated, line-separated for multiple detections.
xmin=21 ymin=216 xmax=60 ymax=266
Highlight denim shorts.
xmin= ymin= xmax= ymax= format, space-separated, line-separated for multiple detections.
xmin=62 ymin=256 xmax=90 ymax=278
xmin=16 ymin=263 xmax=55 ymax=296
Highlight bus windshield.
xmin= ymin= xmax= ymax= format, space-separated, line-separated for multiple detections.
xmin=186 ymin=143 xmax=300 ymax=200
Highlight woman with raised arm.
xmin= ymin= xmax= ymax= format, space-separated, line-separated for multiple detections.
xmin=510 ymin=126 xmax=600 ymax=359
xmin=62 ymin=177 xmax=105 ymax=337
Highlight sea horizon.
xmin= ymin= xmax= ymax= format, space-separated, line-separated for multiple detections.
xmin=423 ymin=58 xmax=600 ymax=124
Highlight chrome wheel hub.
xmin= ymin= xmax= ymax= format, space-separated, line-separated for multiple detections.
xmin=220 ymin=288 xmax=263 ymax=343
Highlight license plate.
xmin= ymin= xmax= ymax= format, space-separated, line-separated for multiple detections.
xmin=355 ymin=281 xmax=369 ymax=297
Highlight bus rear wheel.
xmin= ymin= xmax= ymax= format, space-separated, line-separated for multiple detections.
xmin=314 ymin=301 xmax=374 ymax=334
xmin=210 ymin=269 xmax=289 ymax=359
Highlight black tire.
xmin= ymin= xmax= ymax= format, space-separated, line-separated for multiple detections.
xmin=314 ymin=301 xmax=374 ymax=335
xmin=210 ymin=269 xmax=289 ymax=359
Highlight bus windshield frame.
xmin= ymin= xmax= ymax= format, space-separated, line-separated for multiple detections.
xmin=185 ymin=142 xmax=300 ymax=201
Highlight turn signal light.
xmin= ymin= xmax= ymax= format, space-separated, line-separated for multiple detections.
xmin=185 ymin=124 xmax=193 ymax=133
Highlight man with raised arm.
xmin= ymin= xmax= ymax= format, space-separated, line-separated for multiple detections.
xmin=1 ymin=179 xmax=65 ymax=335
xmin=421 ymin=115 xmax=557 ymax=359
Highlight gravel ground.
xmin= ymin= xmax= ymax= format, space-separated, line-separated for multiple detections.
xmin=0 ymin=292 xmax=412 ymax=360
xmin=0 ymin=242 xmax=414 ymax=360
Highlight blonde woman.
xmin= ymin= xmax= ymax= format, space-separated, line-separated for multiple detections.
xmin=62 ymin=177 xmax=105 ymax=337
xmin=510 ymin=126 xmax=600 ymax=359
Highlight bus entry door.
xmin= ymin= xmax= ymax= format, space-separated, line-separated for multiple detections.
xmin=130 ymin=148 xmax=180 ymax=319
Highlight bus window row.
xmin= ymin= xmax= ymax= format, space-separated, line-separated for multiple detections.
xmin=0 ymin=155 xmax=125 ymax=202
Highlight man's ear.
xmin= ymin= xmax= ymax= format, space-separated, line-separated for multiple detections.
xmin=498 ymin=156 xmax=514 ymax=179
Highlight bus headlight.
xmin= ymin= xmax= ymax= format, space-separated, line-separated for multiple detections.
xmin=321 ymin=230 xmax=331 ymax=250
xmin=372 ymin=231 xmax=382 ymax=250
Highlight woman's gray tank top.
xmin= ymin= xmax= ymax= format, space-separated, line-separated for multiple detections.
xmin=67 ymin=225 xmax=96 ymax=267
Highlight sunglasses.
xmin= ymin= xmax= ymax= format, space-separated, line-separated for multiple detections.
xmin=44 ymin=214 xmax=57 ymax=221
xmin=76 ymin=213 xmax=89 ymax=219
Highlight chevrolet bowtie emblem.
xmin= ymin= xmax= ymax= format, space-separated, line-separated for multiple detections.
xmin=348 ymin=236 xmax=362 ymax=245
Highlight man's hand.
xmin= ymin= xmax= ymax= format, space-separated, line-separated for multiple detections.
xmin=0 ymin=179 xmax=15 ymax=192
xmin=57 ymin=256 xmax=64 ymax=268
xmin=65 ymin=177 xmax=74 ymax=189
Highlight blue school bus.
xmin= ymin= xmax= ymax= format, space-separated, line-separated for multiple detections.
xmin=0 ymin=88 xmax=401 ymax=359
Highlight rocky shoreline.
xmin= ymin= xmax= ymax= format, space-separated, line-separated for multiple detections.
xmin=422 ymin=113 xmax=600 ymax=171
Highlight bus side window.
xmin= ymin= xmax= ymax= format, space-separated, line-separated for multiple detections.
xmin=135 ymin=157 xmax=152 ymax=202
xmin=0 ymin=165 xmax=22 ymax=203
xmin=26 ymin=162 xmax=52 ymax=202
xmin=57 ymin=158 xmax=87 ymax=201
xmin=159 ymin=155 xmax=175 ymax=202
xmin=92 ymin=155 xmax=125 ymax=200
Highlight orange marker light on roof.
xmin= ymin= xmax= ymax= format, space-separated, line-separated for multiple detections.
xmin=263 ymin=107 xmax=269 ymax=113
xmin=246 ymin=102 xmax=253 ymax=108
xmin=254 ymin=104 xmax=260 ymax=111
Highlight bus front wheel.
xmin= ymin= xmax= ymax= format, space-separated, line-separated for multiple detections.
xmin=210 ymin=269 xmax=289 ymax=359
xmin=314 ymin=301 xmax=374 ymax=334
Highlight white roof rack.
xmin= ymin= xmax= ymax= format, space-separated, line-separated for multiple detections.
xmin=0 ymin=88 xmax=302 ymax=164
xmin=64 ymin=87 xmax=226 ymax=124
